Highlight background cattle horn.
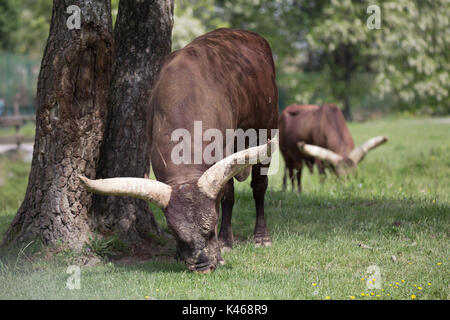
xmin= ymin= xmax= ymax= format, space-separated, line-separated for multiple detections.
xmin=198 ymin=135 xmax=279 ymax=199
xmin=79 ymin=176 xmax=172 ymax=208
xmin=348 ymin=136 xmax=388 ymax=164
xmin=297 ymin=142 xmax=343 ymax=167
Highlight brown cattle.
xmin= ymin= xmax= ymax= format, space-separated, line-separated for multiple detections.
xmin=80 ymin=29 xmax=278 ymax=273
xmin=279 ymin=104 xmax=387 ymax=192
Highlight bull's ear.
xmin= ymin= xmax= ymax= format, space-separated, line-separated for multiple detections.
xmin=348 ymin=136 xmax=388 ymax=164
xmin=197 ymin=135 xmax=278 ymax=199
xmin=297 ymin=142 xmax=343 ymax=167
xmin=79 ymin=176 xmax=172 ymax=208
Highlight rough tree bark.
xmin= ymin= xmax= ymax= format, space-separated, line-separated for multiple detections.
xmin=92 ymin=0 xmax=174 ymax=248
xmin=2 ymin=0 xmax=114 ymax=248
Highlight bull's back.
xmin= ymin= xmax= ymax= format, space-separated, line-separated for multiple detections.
xmin=152 ymin=28 xmax=277 ymax=130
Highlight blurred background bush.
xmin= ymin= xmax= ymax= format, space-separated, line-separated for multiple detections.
xmin=0 ymin=0 xmax=449 ymax=120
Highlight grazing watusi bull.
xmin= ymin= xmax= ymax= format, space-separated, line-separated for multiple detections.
xmin=79 ymin=29 xmax=278 ymax=273
xmin=279 ymin=103 xmax=387 ymax=192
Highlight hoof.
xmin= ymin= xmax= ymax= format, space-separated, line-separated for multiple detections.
xmin=254 ymin=235 xmax=271 ymax=247
xmin=254 ymin=241 xmax=272 ymax=248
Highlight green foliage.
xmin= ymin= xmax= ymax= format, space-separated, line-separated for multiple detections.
xmin=0 ymin=0 xmax=448 ymax=118
xmin=0 ymin=0 xmax=20 ymax=52
xmin=10 ymin=0 xmax=52 ymax=57
xmin=373 ymin=0 xmax=450 ymax=114
xmin=306 ymin=0 xmax=450 ymax=115
xmin=172 ymin=0 xmax=228 ymax=50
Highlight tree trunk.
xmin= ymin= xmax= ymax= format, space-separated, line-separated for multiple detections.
xmin=343 ymin=75 xmax=353 ymax=121
xmin=92 ymin=0 xmax=174 ymax=248
xmin=2 ymin=0 xmax=113 ymax=248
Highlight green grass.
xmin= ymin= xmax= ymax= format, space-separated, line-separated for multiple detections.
xmin=0 ymin=121 xmax=36 ymax=138
xmin=0 ymin=117 xmax=448 ymax=300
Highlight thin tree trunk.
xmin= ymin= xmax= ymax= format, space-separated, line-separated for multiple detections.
xmin=92 ymin=0 xmax=174 ymax=249
xmin=2 ymin=1 xmax=113 ymax=248
xmin=343 ymin=75 xmax=353 ymax=121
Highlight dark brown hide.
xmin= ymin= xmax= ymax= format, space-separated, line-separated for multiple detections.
xmin=279 ymin=104 xmax=354 ymax=192
xmin=148 ymin=29 xmax=278 ymax=271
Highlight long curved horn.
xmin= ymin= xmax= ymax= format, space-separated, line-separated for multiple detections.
xmin=198 ymin=135 xmax=278 ymax=199
xmin=79 ymin=176 xmax=172 ymax=208
xmin=348 ymin=136 xmax=388 ymax=164
xmin=297 ymin=142 xmax=343 ymax=167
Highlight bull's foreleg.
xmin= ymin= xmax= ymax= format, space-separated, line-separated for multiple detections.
xmin=296 ymin=166 xmax=303 ymax=193
xmin=218 ymin=179 xmax=234 ymax=251
xmin=251 ymin=164 xmax=271 ymax=247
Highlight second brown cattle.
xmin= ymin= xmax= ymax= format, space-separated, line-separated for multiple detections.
xmin=279 ymin=104 xmax=388 ymax=192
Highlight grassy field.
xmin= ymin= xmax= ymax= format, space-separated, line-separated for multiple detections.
xmin=0 ymin=117 xmax=448 ymax=300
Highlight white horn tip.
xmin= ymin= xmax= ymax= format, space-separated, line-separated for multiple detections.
xmin=79 ymin=175 xmax=88 ymax=184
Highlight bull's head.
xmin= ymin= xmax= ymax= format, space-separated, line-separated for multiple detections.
xmin=297 ymin=136 xmax=388 ymax=176
xmin=79 ymin=137 xmax=278 ymax=273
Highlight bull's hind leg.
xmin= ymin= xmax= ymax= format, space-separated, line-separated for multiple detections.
xmin=288 ymin=166 xmax=295 ymax=191
xmin=251 ymin=164 xmax=271 ymax=247
xmin=283 ymin=159 xmax=292 ymax=191
xmin=218 ymin=179 xmax=234 ymax=251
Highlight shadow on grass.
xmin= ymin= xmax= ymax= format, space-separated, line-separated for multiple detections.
xmin=106 ymin=190 xmax=448 ymax=275
xmin=0 ymin=189 xmax=447 ymax=275
xmin=230 ymin=189 xmax=448 ymax=243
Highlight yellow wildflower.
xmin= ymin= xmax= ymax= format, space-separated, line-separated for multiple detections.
xmin=411 ymin=295 xmax=416 ymax=299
